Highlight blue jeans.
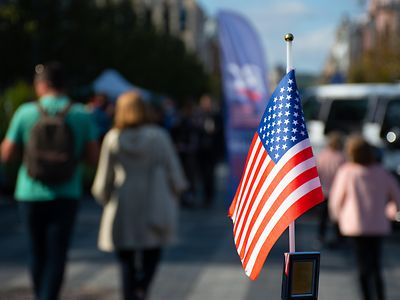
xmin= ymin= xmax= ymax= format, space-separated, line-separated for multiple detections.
xmin=19 ymin=199 xmax=79 ymax=300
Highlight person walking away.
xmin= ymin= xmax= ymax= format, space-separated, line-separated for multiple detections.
xmin=315 ymin=131 xmax=346 ymax=247
xmin=0 ymin=62 xmax=99 ymax=300
xmin=86 ymin=93 xmax=113 ymax=142
xmin=170 ymin=101 xmax=198 ymax=208
xmin=194 ymin=95 xmax=224 ymax=208
xmin=91 ymin=91 xmax=187 ymax=300
xmin=329 ymin=135 xmax=400 ymax=300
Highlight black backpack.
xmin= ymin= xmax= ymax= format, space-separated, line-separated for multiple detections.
xmin=25 ymin=103 xmax=76 ymax=185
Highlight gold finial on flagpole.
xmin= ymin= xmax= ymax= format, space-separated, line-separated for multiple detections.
xmin=284 ymin=33 xmax=294 ymax=42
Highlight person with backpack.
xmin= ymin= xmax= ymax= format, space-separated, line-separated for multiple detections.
xmin=1 ymin=62 xmax=99 ymax=300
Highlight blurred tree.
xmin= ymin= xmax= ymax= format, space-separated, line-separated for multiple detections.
xmin=0 ymin=1 xmax=33 ymax=85
xmin=0 ymin=81 xmax=35 ymax=139
xmin=0 ymin=0 xmax=210 ymax=103
xmin=348 ymin=33 xmax=400 ymax=83
xmin=0 ymin=81 xmax=35 ymax=192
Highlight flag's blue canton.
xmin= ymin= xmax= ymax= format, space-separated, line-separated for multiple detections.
xmin=257 ymin=70 xmax=308 ymax=164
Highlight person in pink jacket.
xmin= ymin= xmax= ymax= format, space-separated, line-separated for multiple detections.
xmin=329 ymin=135 xmax=400 ymax=300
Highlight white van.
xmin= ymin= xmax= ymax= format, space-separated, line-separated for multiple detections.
xmin=302 ymin=83 xmax=400 ymax=177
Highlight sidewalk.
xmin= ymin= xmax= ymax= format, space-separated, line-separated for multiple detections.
xmin=1 ymin=165 xmax=400 ymax=299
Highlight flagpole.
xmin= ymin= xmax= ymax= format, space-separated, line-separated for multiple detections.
xmin=285 ymin=33 xmax=296 ymax=253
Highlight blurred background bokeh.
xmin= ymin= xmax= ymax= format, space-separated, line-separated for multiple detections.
xmin=2 ymin=0 xmax=400 ymax=299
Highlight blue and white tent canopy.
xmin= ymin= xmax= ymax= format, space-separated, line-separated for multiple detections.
xmin=92 ymin=69 xmax=153 ymax=101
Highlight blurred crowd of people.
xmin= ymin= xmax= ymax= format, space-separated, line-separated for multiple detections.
xmin=0 ymin=62 xmax=224 ymax=300
xmin=86 ymin=84 xmax=225 ymax=210
xmin=1 ymin=62 xmax=400 ymax=300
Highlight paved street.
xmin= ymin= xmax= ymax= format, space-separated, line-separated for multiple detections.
xmin=1 ymin=165 xmax=400 ymax=300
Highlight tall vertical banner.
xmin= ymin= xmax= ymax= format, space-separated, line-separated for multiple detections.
xmin=217 ymin=10 xmax=269 ymax=205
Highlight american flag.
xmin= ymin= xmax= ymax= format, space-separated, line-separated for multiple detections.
xmin=228 ymin=70 xmax=324 ymax=280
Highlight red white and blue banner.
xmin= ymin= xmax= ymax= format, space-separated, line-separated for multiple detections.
xmin=217 ymin=10 xmax=269 ymax=203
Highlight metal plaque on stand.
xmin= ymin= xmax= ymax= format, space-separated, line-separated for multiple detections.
xmin=281 ymin=252 xmax=320 ymax=300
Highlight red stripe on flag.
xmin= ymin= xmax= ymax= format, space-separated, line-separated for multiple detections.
xmin=247 ymin=187 xmax=324 ymax=280
xmin=231 ymin=139 xmax=263 ymax=221
xmin=233 ymin=151 xmax=268 ymax=234
xmin=242 ymin=166 xmax=320 ymax=264
xmin=233 ymin=158 xmax=274 ymax=242
xmin=235 ymin=147 xmax=314 ymax=257
xmin=229 ymin=133 xmax=259 ymax=217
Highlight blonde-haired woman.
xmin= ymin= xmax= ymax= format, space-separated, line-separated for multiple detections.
xmin=329 ymin=135 xmax=400 ymax=300
xmin=92 ymin=92 xmax=187 ymax=300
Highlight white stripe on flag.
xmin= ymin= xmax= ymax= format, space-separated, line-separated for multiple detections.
xmin=245 ymin=177 xmax=321 ymax=275
xmin=233 ymin=155 xmax=271 ymax=244
xmin=232 ymin=137 xmax=261 ymax=221
xmin=242 ymin=155 xmax=317 ymax=257
xmin=235 ymin=139 xmax=311 ymax=253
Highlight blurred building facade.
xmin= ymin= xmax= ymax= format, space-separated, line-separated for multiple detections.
xmin=133 ymin=0 xmax=204 ymax=52
xmin=96 ymin=0 xmax=216 ymax=72
xmin=322 ymin=17 xmax=353 ymax=83
xmin=323 ymin=0 xmax=400 ymax=82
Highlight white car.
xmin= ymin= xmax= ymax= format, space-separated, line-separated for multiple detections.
xmin=302 ymin=83 xmax=400 ymax=178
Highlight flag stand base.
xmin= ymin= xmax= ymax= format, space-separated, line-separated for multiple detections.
xmin=281 ymin=252 xmax=320 ymax=300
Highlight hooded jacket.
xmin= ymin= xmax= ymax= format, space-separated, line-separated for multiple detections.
xmin=92 ymin=125 xmax=187 ymax=251
xmin=329 ymin=162 xmax=400 ymax=236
